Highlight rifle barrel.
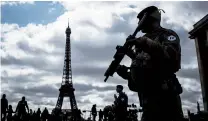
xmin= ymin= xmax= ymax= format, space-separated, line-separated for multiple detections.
xmin=104 ymin=76 xmax=108 ymax=82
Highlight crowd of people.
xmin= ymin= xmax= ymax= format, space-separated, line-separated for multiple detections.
xmin=1 ymin=94 xmax=50 ymax=121
xmin=1 ymin=85 xmax=207 ymax=121
xmin=1 ymin=85 xmax=139 ymax=121
xmin=1 ymin=93 xmax=84 ymax=121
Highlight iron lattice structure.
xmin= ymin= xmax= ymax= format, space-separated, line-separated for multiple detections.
xmin=55 ymin=22 xmax=78 ymax=111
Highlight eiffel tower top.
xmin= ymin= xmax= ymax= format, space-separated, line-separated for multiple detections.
xmin=65 ymin=19 xmax=71 ymax=35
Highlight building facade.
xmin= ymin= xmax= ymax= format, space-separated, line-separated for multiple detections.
xmin=189 ymin=14 xmax=208 ymax=111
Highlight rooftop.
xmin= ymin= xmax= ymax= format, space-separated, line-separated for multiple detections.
xmin=189 ymin=14 xmax=208 ymax=39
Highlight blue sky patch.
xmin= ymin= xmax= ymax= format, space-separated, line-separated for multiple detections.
xmin=1 ymin=1 xmax=66 ymax=27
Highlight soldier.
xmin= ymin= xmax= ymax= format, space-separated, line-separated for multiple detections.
xmin=99 ymin=109 xmax=103 ymax=121
xmin=114 ymin=85 xmax=128 ymax=121
xmin=1 ymin=94 xmax=8 ymax=121
xmin=91 ymin=104 xmax=97 ymax=121
xmin=16 ymin=96 xmax=29 ymax=120
xmin=116 ymin=6 xmax=183 ymax=121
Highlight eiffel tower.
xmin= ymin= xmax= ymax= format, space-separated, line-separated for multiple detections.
xmin=55 ymin=20 xmax=78 ymax=112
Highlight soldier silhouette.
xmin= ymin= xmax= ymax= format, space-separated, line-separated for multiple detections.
xmin=116 ymin=6 xmax=184 ymax=121
xmin=16 ymin=96 xmax=29 ymax=120
xmin=1 ymin=94 xmax=8 ymax=121
xmin=91 ymin=104 xmax=97 ymax=121
xmin=114 ymin=85 xmax=128 ymax=121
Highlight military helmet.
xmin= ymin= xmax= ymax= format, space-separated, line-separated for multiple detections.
xmin=137 ymin=6 xmax=162 ymax=21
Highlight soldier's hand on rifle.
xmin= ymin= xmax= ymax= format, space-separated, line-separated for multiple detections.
xmin=116 ymin=65 xmax=129 ymax=79
xmin=126 ymin=35 xmax=136 ymax=46
xmin=126 ymin=49 xmax=136 ymax=59
xmin=126 ymin=35 xmax=135 ymax=41
xmin=116 ymin=65 xmax=128 ymax=74
xmin=116 ymin=46 xmax=126 ymax=55
xmin=135 ymin=36 xmax=154 ymax=48
xmin=126 ymin=36 xmax=152 ymax=47
xmin=116 ymin=46 xmax=135 ymax=59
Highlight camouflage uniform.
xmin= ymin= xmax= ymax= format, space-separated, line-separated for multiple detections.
xmin=117 ymin=4 xmax=183 ymax=118
xmin=117 ymin=24 xmax=183 ymax=121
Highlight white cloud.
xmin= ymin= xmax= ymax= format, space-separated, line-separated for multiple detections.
xmin=159 ymin=2 xmax=207 ymax=31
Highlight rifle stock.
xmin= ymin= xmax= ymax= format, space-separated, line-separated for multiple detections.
xmin=104 ymin=13 xmax=148 ymax=82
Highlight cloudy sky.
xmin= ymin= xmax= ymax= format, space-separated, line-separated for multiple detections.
xmin=1 ymin=1 xmax=208 ymax=118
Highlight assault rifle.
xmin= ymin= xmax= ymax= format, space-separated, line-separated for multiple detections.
xmin=104 ymin=13 xmax=148 ymax=82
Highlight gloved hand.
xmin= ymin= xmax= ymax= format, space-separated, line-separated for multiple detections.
xmin=116 ymin=46 xmax=135 ymax=59
xmin=126 ymin=36 xmax=153 ymax=48
xmin=126 ymin=35 xmax=136 ymax=46
xmin=126 ymin=35 xmax=136 ymax=41
xmin=116 ymin=65 xmax=129 ymax=80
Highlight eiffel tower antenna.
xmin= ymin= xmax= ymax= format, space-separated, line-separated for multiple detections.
xmin=68 ymin=18 xmax=69 ymax=28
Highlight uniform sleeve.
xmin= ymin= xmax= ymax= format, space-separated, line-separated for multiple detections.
xmin=160 ymin=30 xmax=181 ymax=72
xmin=142 ymin=30 xmax=181 ymax=73
xmin=144 ymin=31 xmax=180 ymax=57
xmin=161 ymin=30 xmax=181 ymax=62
